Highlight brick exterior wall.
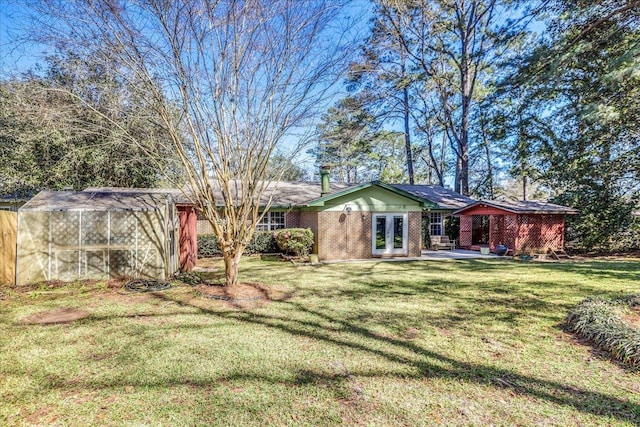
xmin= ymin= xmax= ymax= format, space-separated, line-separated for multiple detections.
xmin=316 ymin=211 xmax=422 ymax=261
xmin=285 ymin=211 xmax=300 ymax=228
xmin=299 ymin=211 xmax=319 ymax=254
xmin=197 ymin=208 xmax=424 ymax=261
xmin=197 ymin=219 xmax=214 ymax=235
xmin=407 ymin=211 xmax=423 ymax=257
xmin=317 ymin=211 xmax=372 ymax=261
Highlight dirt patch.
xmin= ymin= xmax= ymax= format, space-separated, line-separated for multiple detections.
xmin=194 ymin=282 xmax=293 ymax=309
xmin=18 ymin=307 xmax=90 ymax=325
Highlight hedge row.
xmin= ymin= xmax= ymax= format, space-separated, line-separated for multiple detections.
xmin=197 ymin=228 xmax=315 ymax=258
xmin=565 ymin=295 xmax=640 ymax=367
xmin=198 ymin=231 xmax=279 ymax=258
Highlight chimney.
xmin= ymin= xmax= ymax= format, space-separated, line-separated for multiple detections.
xmin=320 ymin=165 xmax=331 ymax=197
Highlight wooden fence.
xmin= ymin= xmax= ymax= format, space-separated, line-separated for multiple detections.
xmin=0 ymin=210 xmax=17 ymax=285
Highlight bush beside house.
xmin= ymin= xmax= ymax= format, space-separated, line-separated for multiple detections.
xmin=198 ymin=231 xmax=279 ymax=258
xmin=198 ymin=228 xmax=315 ymax=258
xmin=274 ymin=228 xmax=314 ymax=257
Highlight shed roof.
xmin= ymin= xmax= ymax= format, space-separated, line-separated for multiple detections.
xmin=390 ymin=185 xmax=476 ymax=210
xmin=84 ymin=187 xmax=191 ymax=204
xmin=20 ymin=191 xmax=171 ymax=212
xmin=454 ymin=199 xmax=579 ymax=215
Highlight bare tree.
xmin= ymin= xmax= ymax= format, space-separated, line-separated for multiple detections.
xmin=22 ymin=0 xmax=352 ymax=286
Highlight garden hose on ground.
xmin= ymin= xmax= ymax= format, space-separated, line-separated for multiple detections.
xmin=124 ymin=279 xmax=171 ymax=292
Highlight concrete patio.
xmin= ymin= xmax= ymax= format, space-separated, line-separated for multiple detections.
xmin=420 ymin=249 xmax=499 ymax=260
xmin=323 ymin=249 xmax=503 ymax=264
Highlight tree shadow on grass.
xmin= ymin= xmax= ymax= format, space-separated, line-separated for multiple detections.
xmin=148 ymin=291 xmax=640 ymax=424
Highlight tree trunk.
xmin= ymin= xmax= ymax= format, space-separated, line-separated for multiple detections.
xmin=223 ymin=250 xmax=243 ymax=288
xmin=479 ymin=111 xmax=494 ymax=198
xmin=439 ymin=132 xmax=447 ymax=187
xmin=403 ymin=85 xmax=415 ymax=185
xmin=401 ymin=59 xmax=415 ymax=185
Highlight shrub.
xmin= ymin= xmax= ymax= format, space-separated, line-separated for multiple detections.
xmin=246 ymin=231 xmax=279 ymax=254
xmin=198 ymin=234 xmax=222 ymax=257
xmin=565 ymin=295 xmax=640 ymax=367
xmin=198 ymin=231 xmax=279 ymax=258
xmin=273 ymin=228 xmax=314 ymax=257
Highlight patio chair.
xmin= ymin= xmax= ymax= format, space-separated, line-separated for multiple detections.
xmin=436 ymin=236 xmax=456 ymax=250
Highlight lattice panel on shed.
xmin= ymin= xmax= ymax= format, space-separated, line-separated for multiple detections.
xmin=53 ymin=249 xmax=80 ymax=281
xmin=82 ymin=211 xmax=108 ymax=246
xmin=110 ymin=212 xmax=137 ymax=246
xmin=459 ymin=215 xmax=473 ymax=247
xmin=110 ymin=249 xmax=135 ymax=277
xmin=83 ymin=249 xmax=107 ymax=278
xmin=51 ymin=211 xmax=79 ymax=247
xmin=137 ymin=246 xmax=163 ymax=278
xmin=489 ymin=214 xmax=517 ymax=249
xmin=516 ymin=214 xmax=564 ymax=252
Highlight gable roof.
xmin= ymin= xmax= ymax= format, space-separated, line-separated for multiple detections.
xmin=86 ymin=181 xmax=477 ymax=211
xmin=453 ymin=199 xmax=579 ymax=215
xmin=390 ymin=185 xmax=477 ymax=210
xmin=304 ymin=181 xmax=438 ymax=208
xmin=252 ymin=181 xmax=352 ymax=207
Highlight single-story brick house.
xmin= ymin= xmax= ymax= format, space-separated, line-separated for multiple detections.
xmin=222 ymin=168 xmax=476 ymax=261
xmin=454 ymin=199 xmax=578 ymax=254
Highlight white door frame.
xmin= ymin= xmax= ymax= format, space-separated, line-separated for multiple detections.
xmin=372 ymin=213 xmax=408 ymax=256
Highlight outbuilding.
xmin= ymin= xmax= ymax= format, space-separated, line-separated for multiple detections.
xmin=454 ymin=199 xmax=578 ymax=254
xmin=16 ymin=190 xmax=186 ymax=285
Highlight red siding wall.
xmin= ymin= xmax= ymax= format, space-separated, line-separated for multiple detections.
xmin=178 ymin=205 xmax=198 ymax=271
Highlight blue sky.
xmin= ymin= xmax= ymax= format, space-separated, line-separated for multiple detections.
xmin=0 ymin=1 xmax=548 ymax=184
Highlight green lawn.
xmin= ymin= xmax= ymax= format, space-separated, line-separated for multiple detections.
xmin=1 ymin=258 xmax=639 ymax=426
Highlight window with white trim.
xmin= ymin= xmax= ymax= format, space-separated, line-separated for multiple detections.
xmin=257 ymin=211 xmax=286 ymax=231
xmin=430 ymin=212 xmax=442 ymax=236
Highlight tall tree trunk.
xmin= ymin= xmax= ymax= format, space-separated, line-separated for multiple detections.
xmin=401 ymin=59 xmax=415 ymax=184
xmin=439 ymin=132 xmax=447 ymax=187
xmin=459 ymin=34 xmax=472 ymax=196
xmin=403 ymin=85 xmax=415 ymax=185
xmin=479 ymin=110 xmax=494 ymax=198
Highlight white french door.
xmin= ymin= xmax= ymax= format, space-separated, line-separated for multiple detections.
xmin=372 ymin=213 xmax=408 ymax=256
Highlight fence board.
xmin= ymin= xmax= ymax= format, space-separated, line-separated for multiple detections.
xmin=0 ymin=210 xmax=18 ymax=285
